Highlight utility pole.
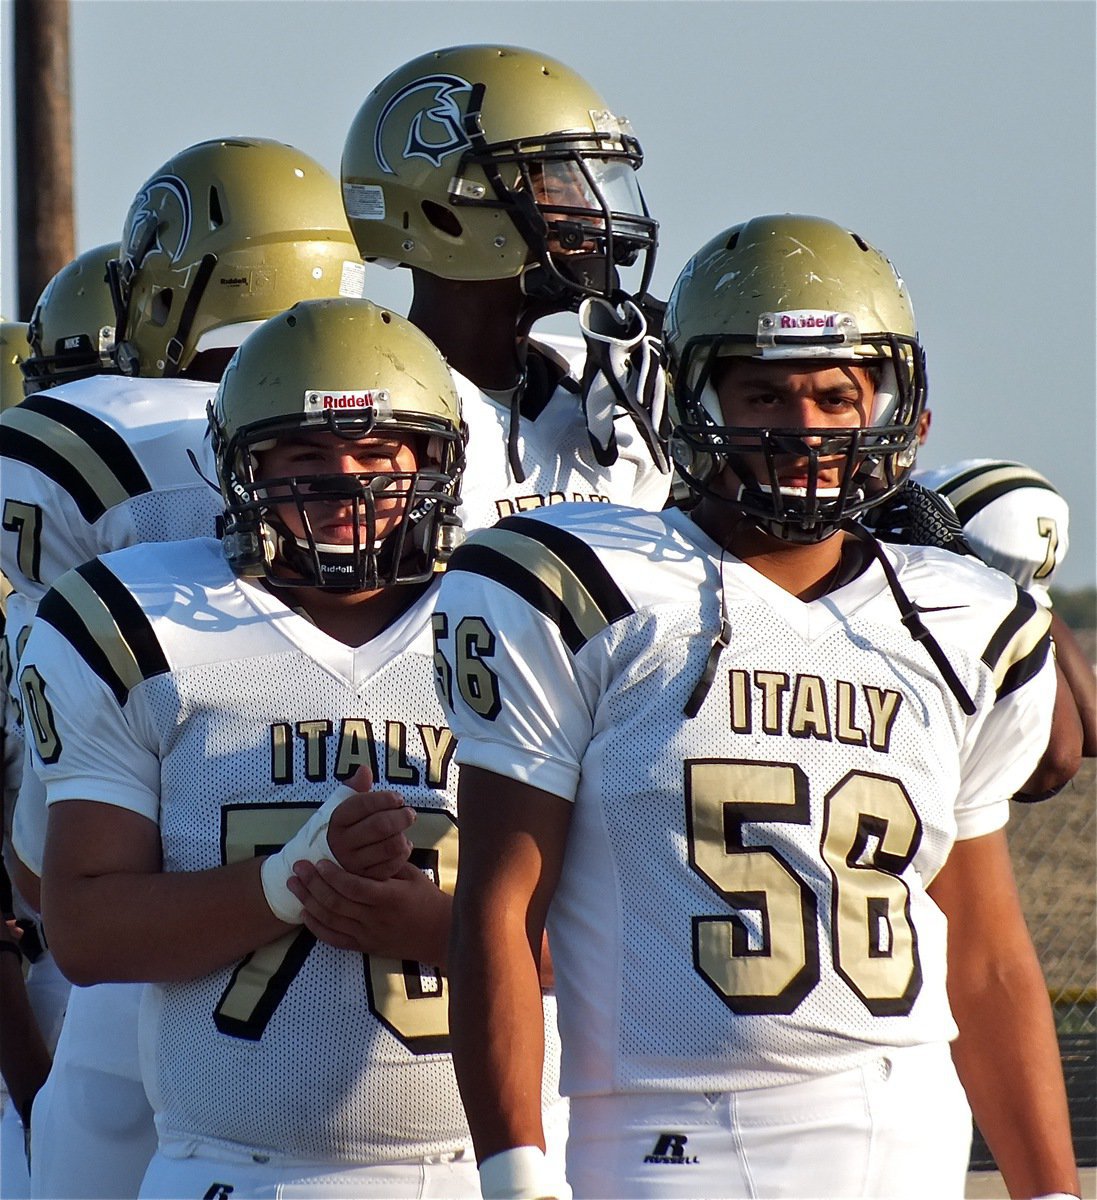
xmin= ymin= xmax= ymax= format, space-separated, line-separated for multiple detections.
xmin=14 ymin=0 xmax=74 ymax=319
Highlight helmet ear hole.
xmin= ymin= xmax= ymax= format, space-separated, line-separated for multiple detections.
xmin=421 ymin=200 xmax=463 ymax=239
xmin=208 ymin=186 xmax=225 ymax=229
xmin=150 ymin=288 xmax=173 ymax=327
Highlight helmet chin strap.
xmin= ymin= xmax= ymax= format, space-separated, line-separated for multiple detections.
xmin=520 ymin=254 xmax=620 ymax=311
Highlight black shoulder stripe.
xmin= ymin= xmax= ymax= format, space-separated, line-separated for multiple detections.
xmin=448 ymin=517 xmax=635 ymax=654
xmin=981 ymin=586 xmax=1053 ymax=700
xmin=19 ymin=395 xmax=153 ymax=497
xmin=1 ymin=425 xmax=111 ymax=523
xmin=36 ymin=586 xmax=129 ymax=705
xmin=953 ymin=476 xmax=1059 ymax=526
xmin=35 ymin=559 xmax=168 ymax=706
xmin=997 ymin=628 xmax=1052 ymax=700
xmin=981 ymin=587 xmax=1037 ymax=667
xmin=449 ymin=543 xmax=588 ymax=653
xmin=497 ymin=515 xmax=633 ymax=623
xmin=1 ymin=396 xmax=153 ymax=523
xmin=935 ymin=462 xmax=1058 ymax=526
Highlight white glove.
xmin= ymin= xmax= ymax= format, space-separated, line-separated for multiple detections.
xmin=478 ymin=1146 xmax=568 ymax=1200
xmin=259 ymin=781 xmax=358 ymax=923
xmin=577 ymin=296 xmax=669 ymax=473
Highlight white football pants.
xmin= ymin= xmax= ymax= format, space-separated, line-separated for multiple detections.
xmin=566 ymin=1041 xmax=972 ymax=1199
xmin=138 ymin=1145 xmax=480 ymax=1199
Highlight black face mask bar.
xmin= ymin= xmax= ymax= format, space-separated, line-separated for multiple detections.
xmin=457 ymin=82 xmax=657 ymax=310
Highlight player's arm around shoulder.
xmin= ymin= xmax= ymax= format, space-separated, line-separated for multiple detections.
xmin=928 ymin=831 xmax=1079 ymax=1199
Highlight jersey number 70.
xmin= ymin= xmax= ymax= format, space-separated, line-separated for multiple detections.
xmin=215 ymin=803 xmax=458 ymax=1051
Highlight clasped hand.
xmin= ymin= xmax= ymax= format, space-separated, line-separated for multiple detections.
xmin=286 ymin=765 xmax=450 ymax=966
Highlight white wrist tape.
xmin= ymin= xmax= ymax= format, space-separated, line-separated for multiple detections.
xmin=260 ymin=782 xmax=358 ymax=923
xmin=478 ymin=1146 xmax=560 ymax=1199
xmin=1032 ymin=1194 xmax=1081 ymax=1199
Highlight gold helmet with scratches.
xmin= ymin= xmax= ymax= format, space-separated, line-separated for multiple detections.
xmin=210 ymin=297 xmax=465 ymax=591
xmin=109 ymin=138 xmax=364 ymax=380
xmin=665 ymin=214 xmax=926 ymax=542
xmin=342 ymin=44 xmax=657 ymax=309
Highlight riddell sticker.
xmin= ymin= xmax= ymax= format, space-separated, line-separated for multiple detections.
xmin=304 ymin=389 xmax=388 ymax=414
xmin=771 ymin=310 xmax=842 ymax=332
xmin=343 ymin=183 xmax=386 ymax=220
xmin=339 ymin=260 xmax=367 ymax=298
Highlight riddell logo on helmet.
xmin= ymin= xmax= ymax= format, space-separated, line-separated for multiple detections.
xmin=323 ymin=394 xmax=373 ymax=409
xmin=778 ymin=312 xmax=838 ymax=329
xmin=304 ymin=390 xmax=378 ymax=412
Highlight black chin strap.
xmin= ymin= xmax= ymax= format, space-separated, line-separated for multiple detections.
xmin=682 ymin=525 xmax=977 ymax=719
xmin=844 ymin=521 xmax=976 ymax=716
xmin=683 ymin=547 xmax=730 ymax=718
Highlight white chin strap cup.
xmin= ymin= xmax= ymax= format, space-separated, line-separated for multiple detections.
xmin=259 ymin=782 xmax=358 ymax=923
xmin=478 ymin=1146 xmax=568 ymax=1200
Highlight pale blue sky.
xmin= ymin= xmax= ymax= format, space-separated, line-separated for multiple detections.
xmin=2 ymin=0 xmax=1094 ymax=587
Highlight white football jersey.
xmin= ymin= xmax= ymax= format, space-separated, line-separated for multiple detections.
xmin=914 ymin=459 xmax=1070 ymax=608
xmin=453 ymin=334 xmax=670 ymax=531
xmin=0 ymin=374 xmax=223 ymax=604
xmin=19 ymin=537 xmax=561 ymax=1162
xmin=434 ymin=504 xmax=1055 ymax=1098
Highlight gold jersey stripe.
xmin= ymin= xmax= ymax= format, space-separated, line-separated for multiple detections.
xmin=985 ymin=602 xmax=1051 ymax=693
xmin=50 ymin=568 xmax=146 ymax=696
xmin=471 ymin=525 xmax=616 ymax=643
xmin=4 ymin=405 xmax=133 ymax=512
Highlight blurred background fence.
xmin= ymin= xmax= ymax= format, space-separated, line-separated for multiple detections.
xmin=969 ymin=650 xmax=1096 ymax=1172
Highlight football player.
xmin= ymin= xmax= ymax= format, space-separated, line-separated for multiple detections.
xmin=3 ymin=268 xmax=121 ymax=1198
xmin=1 ymin=138 xmax=364 ymax=1199
xmin=914 ymin=459 xmax=1096 ymax=778
xmin=22 ymin=297 xmax=559 ymax=1198
xmin=341 ymin=43 xmax=672 ymax=521
xmin=434 ymin=215 xmax=1079 ymax=1199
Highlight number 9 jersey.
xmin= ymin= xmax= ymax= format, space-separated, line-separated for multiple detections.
xmin=432 ymin=503 xmax=1055 ymax=1096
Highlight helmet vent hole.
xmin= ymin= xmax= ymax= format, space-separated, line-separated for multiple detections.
xmin=421 ymin=200 xmax=463 ymax=239
xmin=150 ymin=288 xmax=173 ymax=327
xmin=851 ymin=233 xmax=870 ymax=252
xmin=208 ymin=187 xmax=225 ymax=229
xmin=724 ymin=231 xmax=740 ymax=250
xmin=381 ymin=310 xmax=392 ymax=324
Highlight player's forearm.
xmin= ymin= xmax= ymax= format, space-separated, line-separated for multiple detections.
xmin=449 ymin=903 xmax=547 ymax=1162
xmin=0 ymin=951 xmax=52 ymax=1119
xmin=1016 ymin=662 xmax=1082 ymax=797
xmin=8 ymin=852 xmax=41 ymax=915
xmin=947 ymin=947 xmax=1078 ymax=1198
xmin=1050 ymin=614 xmax=1097 ymax=756
xmin=42 ymin=857 xmax=291 ymax=985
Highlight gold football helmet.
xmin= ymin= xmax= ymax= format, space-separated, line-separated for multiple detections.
xmin=22 ymin=243 xmax=119 ymax=394
xmin=210 ymin=297 xmax=465 ymax=590
xmin=342 ymin=44 xmax=657 ymax=309
xmin=109 ymin=138 xmax=364 ymax=380
xmin=664 ymin=214 xmax=926 ymax=542
xmin=1 ymin=320 xmax=30 ymax=410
